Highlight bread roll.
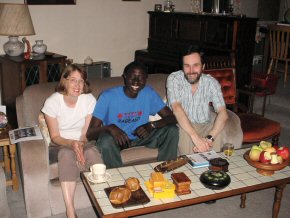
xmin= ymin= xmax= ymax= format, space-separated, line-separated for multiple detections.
xmin=109 ymin=187 xmax=131 ymax=205
xmin=125 ymin=177 xmax=140 ymax=192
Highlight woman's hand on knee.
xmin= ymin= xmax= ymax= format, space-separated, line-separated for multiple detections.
xmin=72 ymin=140 xmax=85 ymax=165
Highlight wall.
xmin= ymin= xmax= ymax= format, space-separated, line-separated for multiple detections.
xmin=241 ymin=0 xmax=258 ymax=18
xmin=0 ymin=0 xmax=260 ymax=76
xmin=0 ymin=0 xmax=190 ymax=76
xmin=279 ymin=0 xmax=289 ymax=21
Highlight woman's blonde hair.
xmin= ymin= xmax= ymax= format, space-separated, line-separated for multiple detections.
xmin=56 ymin=64 xmax=91 ymax=94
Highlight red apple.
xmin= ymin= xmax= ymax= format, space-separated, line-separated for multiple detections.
xmin=259 ymin=151 xmax=271 ymax=163
xmin=273 ymin=145 xmax=279 ymax=151
xmin=276 ymin=146 xmax=289 ymax=160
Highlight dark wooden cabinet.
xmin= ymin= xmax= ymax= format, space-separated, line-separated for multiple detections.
xmin=0 ymin=53 xmax=67 ymax=127
xmin=135 ymin=12 xmax=258 ymax=88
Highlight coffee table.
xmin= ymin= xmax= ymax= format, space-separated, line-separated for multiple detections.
xmin=81 ymin=148 xmax=290 ymax=218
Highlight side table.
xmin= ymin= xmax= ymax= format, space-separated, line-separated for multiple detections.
xmin=0 ymin=125 xmax=18 ymax=191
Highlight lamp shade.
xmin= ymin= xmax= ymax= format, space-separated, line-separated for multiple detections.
xmin=0 ymin=3 xmax=35 ymax=36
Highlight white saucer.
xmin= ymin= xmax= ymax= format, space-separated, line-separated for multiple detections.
xmin=87 ymin=172 xmax=111 ymax=184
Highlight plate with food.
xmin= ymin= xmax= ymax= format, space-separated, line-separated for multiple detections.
xmin=244 ymin=142 xmax=290 ymax=176
xmin=244 ymin=150 xmax=289 ymax=176
xmin=104 ymin=177 xmax=150 ymax=208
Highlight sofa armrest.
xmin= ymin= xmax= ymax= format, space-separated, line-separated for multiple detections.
xmin=16 ymin=95 xmax=25 ymax=127
xmin=18 ymin=139 xmax=52 ymax=218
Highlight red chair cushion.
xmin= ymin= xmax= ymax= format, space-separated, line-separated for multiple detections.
xmin=239 ymin=113 xmax=281 ymax=143
xmin=203 ymin=68 xmax=236 ymax=105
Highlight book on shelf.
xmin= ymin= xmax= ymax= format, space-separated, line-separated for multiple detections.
xmin=9 ymin=126 xmax=43 ymax=144
xmin=187 ymin=150 xmax=220 ymax=168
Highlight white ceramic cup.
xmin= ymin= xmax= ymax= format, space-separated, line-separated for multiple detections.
xmin=90 ymin=164 xmax=106 ymax=180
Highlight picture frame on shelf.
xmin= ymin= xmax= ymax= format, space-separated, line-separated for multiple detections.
xmin=154 ymin=4 xmax=162 ymax=11
xmin=25 ymin=0 xmax=76 ymax=5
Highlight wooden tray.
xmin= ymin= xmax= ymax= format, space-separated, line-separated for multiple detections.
xmin=244 ymin=150 xmax=290 ymax=176
xmin=104 ymin=185 xmax=150 ymax=208
xmin=154 ymin=155 xmax=189 ymax=173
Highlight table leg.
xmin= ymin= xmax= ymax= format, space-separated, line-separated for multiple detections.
xmin=240 ymin=193 xmax=246 ymax=208
xmin=9 ymin=144 xmax=18 ymax=191
xmin=272 ymin=183 xmax=286 ymax=218
xmin=3 ymin=145 xmax=10 ymax=173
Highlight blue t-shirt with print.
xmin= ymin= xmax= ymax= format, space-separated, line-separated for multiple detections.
xmin=93 ymin=86 xmax=165 ymax=140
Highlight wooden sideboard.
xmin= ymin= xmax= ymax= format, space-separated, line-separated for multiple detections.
xmin=135 ymin=11 xmax=258 ymax=88
xmin=0 ymin=53 xmax=67 ymax=127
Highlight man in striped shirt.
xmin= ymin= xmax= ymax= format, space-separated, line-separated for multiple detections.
xmin=167 ymin=47 xmax=242 ymax=154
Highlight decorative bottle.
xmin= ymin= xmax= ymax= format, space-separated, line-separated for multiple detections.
xmin=164 ymin=0 xmax=173 ymax=12
xmin=32 ymin=40 xmax=47 ymax=54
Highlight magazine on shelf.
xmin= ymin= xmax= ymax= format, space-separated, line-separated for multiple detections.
xmin=187 ymin=150 xmax=220 ymax=168
xmin=9 ymin=126 xmax=43 ymax=144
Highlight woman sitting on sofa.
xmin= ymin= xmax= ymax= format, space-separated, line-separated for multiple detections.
xmin=42 ymin=64 xmax=101 ymax=218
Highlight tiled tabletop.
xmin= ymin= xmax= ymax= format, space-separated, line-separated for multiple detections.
xmin=82 ymin=148 xmax=290 ymax=216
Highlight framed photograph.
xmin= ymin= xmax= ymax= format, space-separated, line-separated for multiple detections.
xmin=154 ymin=4 xmax=162 ymax=11
xmin=25 ymin=0 xmax=76 ymax=5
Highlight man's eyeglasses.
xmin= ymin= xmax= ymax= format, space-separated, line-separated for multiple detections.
xmin=66 ymin=78 xmax=85 ymax=85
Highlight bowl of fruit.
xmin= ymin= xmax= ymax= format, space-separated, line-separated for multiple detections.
xmin=244 ymin=141 xmax=290 ymax=176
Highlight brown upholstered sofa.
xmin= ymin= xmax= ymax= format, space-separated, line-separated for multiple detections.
xmin=16 ymin=71 xmax=242 ymax=218
xmin=16 ymin=74 xmax=167 ymax=218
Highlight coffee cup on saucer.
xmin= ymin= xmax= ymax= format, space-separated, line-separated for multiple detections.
xmin=90 ymin=164 xmax=106 ymax=181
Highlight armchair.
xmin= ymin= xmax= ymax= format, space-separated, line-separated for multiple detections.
xmin=203 ymin=68 xmax=281 ymax=145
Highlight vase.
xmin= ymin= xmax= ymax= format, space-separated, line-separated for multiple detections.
xmin=164 ymin=0 xmax=173 ymax=12
xmin=190 ymin=0 xmax=201 ymax=13
xmin=3 ymin=36 xmax=25 ymax=57
xmin=32 ymin=40 xmax=47 ymax=54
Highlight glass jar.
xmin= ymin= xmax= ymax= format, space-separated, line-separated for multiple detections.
xmin=164 ymin=0 xmax=173 ymax=12
xmin=32 ymin=40 xmax=47 ymax=54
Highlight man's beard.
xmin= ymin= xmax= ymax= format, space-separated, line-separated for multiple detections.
xmin=184 ymin=72 xmax=201 ymax=84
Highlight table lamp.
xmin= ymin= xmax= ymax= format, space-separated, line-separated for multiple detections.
xmin=0 ymin=3 xmax=35 ymax=57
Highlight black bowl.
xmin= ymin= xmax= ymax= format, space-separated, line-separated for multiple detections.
xmin=200 ymin=170 xmax=231 ymax=190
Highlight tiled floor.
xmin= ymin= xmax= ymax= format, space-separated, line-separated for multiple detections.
xmin=83 ymin=148 xmax=290 ymax=217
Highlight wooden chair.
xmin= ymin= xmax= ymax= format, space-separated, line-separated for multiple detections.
xmin=204 ymin=68 xmax=281 ymax=145
xmin=238 ymin=72 xmax=279 ymax=117
xmin=267 ymin=24 xmax=290 ymax=87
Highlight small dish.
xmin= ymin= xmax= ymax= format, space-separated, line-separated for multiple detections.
xmin=86 ymin=172 xmax=111 ymax=184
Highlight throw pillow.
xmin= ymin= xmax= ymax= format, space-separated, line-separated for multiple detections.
xmin=38 ymin=113 xmax=51 ymax=146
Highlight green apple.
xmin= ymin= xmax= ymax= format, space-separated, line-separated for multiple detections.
xmin=259 ymin=141 xmax=272 ymax=150
xmin=251 ymin=145 xmax=263 ymax=152
xmin=249 ymin=149 xmax=262 ymax=161
xmin=277 ymin=155 xmax=283 ymax=164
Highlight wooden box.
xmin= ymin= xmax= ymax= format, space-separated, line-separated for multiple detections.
xmin=171 ymin=172 xmax=191 ymax=195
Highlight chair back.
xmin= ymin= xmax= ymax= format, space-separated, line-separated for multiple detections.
xmin=268 ymin=24 xmax=290 ymax=61
xmin=203 ymin=68 xmax=237 ymax=106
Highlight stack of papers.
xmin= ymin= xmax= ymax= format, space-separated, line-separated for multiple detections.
xmin=187 ymin=150 xmax=220 ymax=168
xmin=9 ymin=126 xmax=43 ymax=144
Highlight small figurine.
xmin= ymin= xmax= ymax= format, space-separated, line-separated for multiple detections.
xmin=22 ymin=37 xmax=31 ymax=60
